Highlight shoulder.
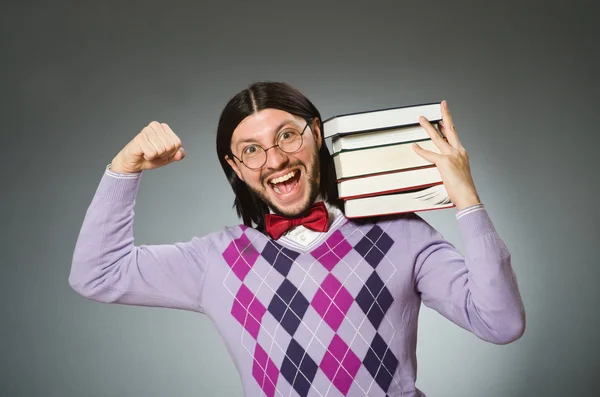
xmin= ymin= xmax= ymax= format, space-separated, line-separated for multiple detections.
xmin=200 ymin=223 xmax=269 ymax=250
xmin=200 ymin=224 xmax=259 ymax=241
xmin=344 ymin=211 xmax=429 ymax=229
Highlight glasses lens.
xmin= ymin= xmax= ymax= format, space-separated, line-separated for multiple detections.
xmin=242 ymin=146 xmax=266 ymax=169
xmin=278 ymin=129 xmax=303 ymax=153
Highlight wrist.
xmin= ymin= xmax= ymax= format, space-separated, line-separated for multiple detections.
xmin=110 ymin=156 xmax=139 ymax=174
xmin=455 ymin=194 xmax=481 ymax=211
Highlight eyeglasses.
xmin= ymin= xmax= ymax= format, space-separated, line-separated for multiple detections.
xmin=229 ymin=120 xmax=310 ymax=170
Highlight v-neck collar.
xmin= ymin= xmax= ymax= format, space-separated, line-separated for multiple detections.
xmin=276 ymin=210 xmax=348 ymax=253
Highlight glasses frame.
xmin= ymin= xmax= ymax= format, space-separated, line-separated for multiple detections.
xmin=229 ymin=119 xmax=311 ymax=170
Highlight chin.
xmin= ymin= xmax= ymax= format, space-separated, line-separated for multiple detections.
xmin=262 ymin=169 xmax=320 ymax=218
xmin=271 ymin=196 xmax=313 ymax=218
xmin=268 ymin=184 xmax=313 ymax=218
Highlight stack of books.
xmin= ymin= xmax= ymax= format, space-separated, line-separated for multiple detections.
xmin=323 ymin=102 xmax=456 ymax=218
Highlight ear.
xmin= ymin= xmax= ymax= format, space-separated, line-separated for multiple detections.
xmin=310 ymin=117 xmax=323 ymax=150
xmin=225 ymin=154 xmax=244 ymax=181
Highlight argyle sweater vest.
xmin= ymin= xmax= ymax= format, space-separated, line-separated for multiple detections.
xmin=69 ymin=168 xmax=525 ymax=397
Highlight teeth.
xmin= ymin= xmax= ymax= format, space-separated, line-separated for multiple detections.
xmin=270 ymin=170 xmax=296 ymax=185
xmin=273 ymin=186 xmax=282 ymax=194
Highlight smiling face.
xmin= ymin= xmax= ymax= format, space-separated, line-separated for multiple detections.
xmin=226 ymin=108 xmax=323 ymax=218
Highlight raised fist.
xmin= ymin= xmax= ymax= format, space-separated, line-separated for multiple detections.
xmin=110 ymin=121 xmax=185 ymax=173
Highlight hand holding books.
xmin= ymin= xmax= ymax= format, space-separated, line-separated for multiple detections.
xmin=324 ymin=102 xmax=455 ymax=218
xmin=413 ymin=100 xmax=481 ymax=211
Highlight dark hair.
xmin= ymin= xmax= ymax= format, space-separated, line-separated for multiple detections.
xmin=216 ymin=81 xmax=343 ymax=232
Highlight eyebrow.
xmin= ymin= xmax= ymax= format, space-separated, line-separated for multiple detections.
xmin=235 ymin=119 xmax=299 ymax=147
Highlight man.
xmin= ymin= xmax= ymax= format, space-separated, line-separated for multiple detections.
xmin=69 ymin=81 xmax=525 ymax=397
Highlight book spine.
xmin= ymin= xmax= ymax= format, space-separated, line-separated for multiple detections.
xmin=323 ymin=101 xmax=442 ymax=138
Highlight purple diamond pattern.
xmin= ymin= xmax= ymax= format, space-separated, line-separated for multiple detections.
xmin=320 ymin=334 xmax=361 ymax=395
xmin=231 ymin=284 xmax=266 ymax=339
xmin=268 ymin=279 xmax=310 ymax=337
xmin=362 ymin=333 xmax=399 ymax=392
xmin=355 ymin=272 xmax=394 ymax=330
xmin=252 ymin=343 xmax=279 ymax=397
xmin=280 ymin=339 xmax=319 ymax=397
xmin=353 ymin=225 xmax=394 ymax=268
xmin=222 ymin=233 xmax=259 ymax=280
xmin=311 ymin=274 xmax=354 ymax=331
xmin=310 ymin=230 xmax=352 ymax=271
xmin=261 ymin=240 xmax=300 ymax=277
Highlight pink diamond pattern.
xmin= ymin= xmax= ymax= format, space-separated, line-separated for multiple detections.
xmin=311 ymin=273 xmax=354 ymax=331
xmin=222 ymin=233 xmax=259 ymax=280
xmin=252 ymin=343 xmax=279 ymax=397
xmin=320 ymin=334 xmax=361 ymax=395
xmin=310 ymin=230 xmax=352 ymax=271
xmin=231 ymin=284 xmax=266 ymax=339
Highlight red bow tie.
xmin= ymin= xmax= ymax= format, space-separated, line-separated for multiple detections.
xmin=264 ymin=201 xmax=330 ymax=240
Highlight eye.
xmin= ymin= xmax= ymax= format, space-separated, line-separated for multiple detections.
xmin=278 ymin=130 xmax=296 ymax=141
xmin=243 ymin=145 xmax=259 ymax=155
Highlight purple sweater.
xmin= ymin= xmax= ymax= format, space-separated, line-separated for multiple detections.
xmin=69 ymin=167 xmax=525 ymax=397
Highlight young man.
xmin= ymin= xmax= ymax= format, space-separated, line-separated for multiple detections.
xmin=69 ymin=82 xmax=525 ymax=397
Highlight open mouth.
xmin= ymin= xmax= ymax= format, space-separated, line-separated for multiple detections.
xmin=268 ymin=169 xmax=302 ymax=196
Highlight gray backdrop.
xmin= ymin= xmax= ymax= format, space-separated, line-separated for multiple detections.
xmin=2 ymin=0 xmax=598 ymax=396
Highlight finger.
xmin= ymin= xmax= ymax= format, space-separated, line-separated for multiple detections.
xmin=412 ymin=142 xmax=442 ymax=164
xmin=140 ymin=128 xmax=160 ymax=160
xmin=435 ymin=121 xmax=446 ymax=139
xmin=160 ymin=123 xmax=184 ymax=158
xmin=441 ymin=100 xmax=456 ymax=131
xmin=152 ymin=121 xmax=177 ymax=159
xmin=147 ymin=121 xmax=169 ymax=158
xmin=437 ymin=122 xmax=453 ymax=145
xmin=160 ymin=123 xmax=182 ymax=148
xmin=440 ymin=101 xmax=463 ymax=149
xmin=173 ymin=147 xmax=186 ymax=161
xmin=419 ymin=116 xmax=453 ymax=153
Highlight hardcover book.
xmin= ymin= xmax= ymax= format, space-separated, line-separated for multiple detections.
xmin=323 ymin=102 xmax=442 ymax=139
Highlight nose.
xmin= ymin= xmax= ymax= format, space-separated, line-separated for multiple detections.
xmin=263 ymin=146 xmax=288 ymax=170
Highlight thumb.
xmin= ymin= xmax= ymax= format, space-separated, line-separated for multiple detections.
xmin=173 ymin=147 xmax=186 ymax=161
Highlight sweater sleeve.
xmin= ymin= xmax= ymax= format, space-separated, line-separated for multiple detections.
xmin=68 ymin=165 xmax=212 ymax=313
xmin=408 ymin=207 xmax=525 ymax=344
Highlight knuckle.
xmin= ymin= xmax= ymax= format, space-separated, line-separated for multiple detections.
xmin=450 ymin=151 xmax=461 ymax=160
xmin=140 ymin=127 xmax=152 ymax=138
xmin=146 ymin=150 xmax=157 ymax=158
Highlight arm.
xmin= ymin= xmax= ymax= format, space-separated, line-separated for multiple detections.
xmin=68 ymin=164 xmax=212 ymax=313
xmin=409 ymin=204 xmax=526 ymax=344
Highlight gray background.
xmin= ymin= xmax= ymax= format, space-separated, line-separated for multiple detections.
xmin=2 ymin=0 xmax=598 ymax=396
